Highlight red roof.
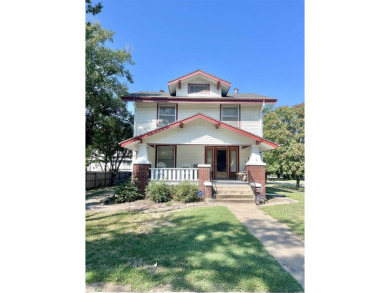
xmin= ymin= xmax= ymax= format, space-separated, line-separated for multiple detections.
xmin=120 ymin=113 xmax=279 ymax=148
xmin=167 ymin=69 xmax=231 ymax=87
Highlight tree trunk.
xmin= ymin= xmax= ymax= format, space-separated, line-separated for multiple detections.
xmin=296 ymin=177 xmax=300 ymax=188
xmin=277 ymin=173 xmax=281 ymax=179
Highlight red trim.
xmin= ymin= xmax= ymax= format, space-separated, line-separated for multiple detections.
xmin=217 ymin=80 xmax=220 ymax=90
xmin=155 ymin=145 xmax=177 ymax=168
xmin=120 ymin=113 xmax=279 ymax=149
xmin=188 ymin=83 xmax=210 ymax=94
xmin=122 ymin=96 xmax=277 ymax=104
xmin=168 ymin=69 xmax=231 ymax=87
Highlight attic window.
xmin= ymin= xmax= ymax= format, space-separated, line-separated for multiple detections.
xmin=188 ymin=84 xmax=210 ymax=94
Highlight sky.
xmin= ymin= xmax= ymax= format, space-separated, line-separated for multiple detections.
xmin=88 ymin=0 xmax=304 ymax=110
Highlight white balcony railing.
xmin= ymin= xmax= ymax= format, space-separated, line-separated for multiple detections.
xmin=150 ymin=168 xmax=199 ymax=181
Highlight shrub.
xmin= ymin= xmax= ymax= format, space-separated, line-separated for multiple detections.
xmin=146 ymin=181 xmax=172 ymax=203
xmin=171 ymin=181 xmax=199 ymax=203
xmin=114 ymin=180 xmax=144 ymax=203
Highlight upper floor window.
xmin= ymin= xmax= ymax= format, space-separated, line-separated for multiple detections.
xmin=158 ymin=104 xmax=177 ymax=126
xmin=221 ymin=105 xmax=240 ymax=127
xmin=188 ymin=84 xmax=210 ymax=94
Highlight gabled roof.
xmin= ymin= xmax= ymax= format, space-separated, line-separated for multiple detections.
xmin=167 ymin=69 xmax=231 ymax=87
xmin=120 ymin=113 xmax=279 ymax=149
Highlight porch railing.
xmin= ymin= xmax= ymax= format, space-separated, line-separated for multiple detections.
xmin=150 ymin=168 xmax=199 ymax=181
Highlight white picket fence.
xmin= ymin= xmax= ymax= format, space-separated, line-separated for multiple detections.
xmin=150 ymin=168 xmax=199 ymax=181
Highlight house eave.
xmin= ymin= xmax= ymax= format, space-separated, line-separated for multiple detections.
xmin=121 ymin=96 xmax=277 ymax=104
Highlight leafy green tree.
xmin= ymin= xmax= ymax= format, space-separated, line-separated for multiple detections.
xmin=85 ymin=1 xmax=135 ymax=184
xmin=263 ymin=103 xmax=305 ymax=187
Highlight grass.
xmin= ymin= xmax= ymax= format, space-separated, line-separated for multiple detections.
xmin=86 ymin=189 xmax=113 ymax=199
xmin=262 ymin=186 xmax=304 ymax=239
xmin=86 ymin=206 xmax=303 ymax=292
xmin=267 ymin=178 xmax=305 ymax=184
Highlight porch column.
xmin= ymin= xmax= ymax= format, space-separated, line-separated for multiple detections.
xmin=132 ymin=143 xmax=151 ymax=195
xmin=198 ymin=164 xmax=212 ymax=200
xmin=245 ymin=145 xmax=267 ymax=198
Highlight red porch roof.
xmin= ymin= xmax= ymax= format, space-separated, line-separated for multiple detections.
xmin=120 ymin=113 xmax=279 ymax=149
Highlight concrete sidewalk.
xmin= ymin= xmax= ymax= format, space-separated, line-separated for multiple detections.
xmin=221 ymin=203 xmax=305 ymax=288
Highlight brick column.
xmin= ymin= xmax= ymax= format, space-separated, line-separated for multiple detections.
xmin=245 ymin=164 xmax=267 ymax=198
xmin=198 ymin=164 xmax=212 ymax=200
xmin=132 ymin=163 xmax=151 ymax=195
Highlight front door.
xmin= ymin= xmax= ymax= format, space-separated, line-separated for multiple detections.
xmin=215 ymin=147 xmax=228 ymax=178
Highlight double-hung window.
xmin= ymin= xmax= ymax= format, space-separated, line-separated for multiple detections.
xmin=221 ymin=105 xmax=240 ymax=127
xmin=158 ymin=104 xmax=176 ymax=126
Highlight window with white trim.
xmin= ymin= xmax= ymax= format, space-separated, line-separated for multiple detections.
xmin=188 ymin=84 xmax=210 ymax=94
xmin=156 ymin=145 xmax=175 ymax=168
xmin=221 ymin=105 xmax=239 ymax=127
xmin=158 ymin=104 xmax=176 ymax=126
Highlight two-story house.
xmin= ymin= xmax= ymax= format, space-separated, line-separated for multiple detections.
xmin=120 ymin=69 xmax=279 ymax=199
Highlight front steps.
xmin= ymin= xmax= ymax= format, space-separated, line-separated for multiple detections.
xmin=213 ymin=183 xmax=255 ymax=203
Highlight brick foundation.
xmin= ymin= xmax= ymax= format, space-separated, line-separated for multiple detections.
xmin=245 ymin=164 xmax=266 ymax=197
xmin=132 ymin=163 xmax=151 ymax=195
xmin=198 ymin=165 xmax=212 ymax=199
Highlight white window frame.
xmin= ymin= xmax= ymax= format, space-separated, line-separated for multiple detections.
xmin=158 ymin=104 xmax=177 ymax=127
xmin=188 ymin=83 xmax=210 ymax=94
xmin=221 ymin=105 xmax=240 ymax=127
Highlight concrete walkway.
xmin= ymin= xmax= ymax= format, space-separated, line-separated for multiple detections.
xmin=222 ymin=202 xmax=305 ymax=288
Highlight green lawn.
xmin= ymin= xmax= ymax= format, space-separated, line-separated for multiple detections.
xmin=262 ymin=186 xmax=304 ymax=239
xmin=86 ymin=206 xmax=303 ymax=292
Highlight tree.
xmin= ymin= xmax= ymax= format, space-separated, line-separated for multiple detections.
xmin=263 ymin=103 xmax=305 ymax=187
xmin=85 ymin=1 xmax=135 ymax=185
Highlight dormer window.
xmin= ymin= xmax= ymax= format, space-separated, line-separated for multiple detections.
xmin=188 ymin=84 xmax=210 ymax=94
xmin=157 ymin=104 xmax=177 ymax=127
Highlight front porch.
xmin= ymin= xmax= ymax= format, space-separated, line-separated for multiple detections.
xmin=120 ymin=113 xmax=277 ymax=197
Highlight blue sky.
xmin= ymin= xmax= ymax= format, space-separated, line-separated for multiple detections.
xmin=89 ymin=0 xmax=304 ymax=110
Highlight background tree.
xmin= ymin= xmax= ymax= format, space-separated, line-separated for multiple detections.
xmin=263 ymin=103 xmax=305 ymax=187
xmin=86 ymin=1 xmax=135 ymax=184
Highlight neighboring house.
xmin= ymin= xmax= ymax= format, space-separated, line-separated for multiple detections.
xmin=86 ymin=159 xmax=132 ymax=172
xmin=86 ymin=153 xmax=132 ymax=172
xmin=120 ymin=69 xmax=279 ymax=198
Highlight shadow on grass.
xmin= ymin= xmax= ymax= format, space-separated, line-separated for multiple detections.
xmin=86 ymin=207 xmax=303 ymax=292
xmin=266 ymin=186 xmax=294 ymax=194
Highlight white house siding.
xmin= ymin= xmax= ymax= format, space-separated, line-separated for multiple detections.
xmin=143 ymin=119 xmax=255 ymax=145
xmin=178 ymin=103 xmax=220 ymax=120
xmin=240 ymin=104 xmax=262 ymax=136
xmin=176 ymin=145 xmax=204 ymax=167
xmin=239 ymin=146 xmax=251 ymax=172
xmin=134 ymin=102 xmax=157 ymax=135
xmin=176 ymin=76 xmax=221 ymax=97
xmin=147 ymin=146 xmax=155 ymax=166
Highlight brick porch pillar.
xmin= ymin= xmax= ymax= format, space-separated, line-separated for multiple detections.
xmin=132 ymin=143 xmax=151 ymax=195
xmin=132 ymin=163 xmax=151 ymax=194
xmin=245 ymin=145 xmax=267 ymax=198
xmin=198 ymin=164 xmax=212 ymax=200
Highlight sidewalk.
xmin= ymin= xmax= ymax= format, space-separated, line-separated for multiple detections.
xmin=221 ymin=202 xmax=305 ymax=288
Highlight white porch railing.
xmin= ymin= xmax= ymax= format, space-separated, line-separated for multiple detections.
xmin=150 ymin=168 xmax=199 ymax=181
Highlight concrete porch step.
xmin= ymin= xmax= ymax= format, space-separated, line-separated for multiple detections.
xmin=215 ymin=190 xmax=254 ymax=195
xmin=214 ymin=198 xmax=254 ymax=203
xmin=217 ymin=194 xmax=253 ymax=199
